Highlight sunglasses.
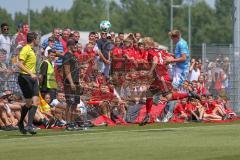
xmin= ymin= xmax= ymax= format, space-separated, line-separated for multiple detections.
xmin=101 ymin=32 xmax=107 ymax=35
xmin=3 ymin=28 xmax=9 ymax=31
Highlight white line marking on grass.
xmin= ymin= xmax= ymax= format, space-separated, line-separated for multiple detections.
xmin=1 ymin=124 xmax=240 ymax=142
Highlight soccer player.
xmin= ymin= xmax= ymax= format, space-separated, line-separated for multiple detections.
xmin=139 ymin=37 xmax=187 ymax=126
xmin=17 ymin=32 xmax=39 ymax=134
xmin=139 ymin=37 xmax=193 ymax=126
xmin=167 ymin=30 xmax=190 ymax=89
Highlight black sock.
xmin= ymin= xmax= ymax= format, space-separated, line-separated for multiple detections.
xmin=19 ymin=105 xmax=29 ymax=123
xmin=27 ymin=106 xmax=38 ymax=127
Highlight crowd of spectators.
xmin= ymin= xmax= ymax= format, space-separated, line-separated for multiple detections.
xmin=0 ymin=22 xmax=237 ymax=131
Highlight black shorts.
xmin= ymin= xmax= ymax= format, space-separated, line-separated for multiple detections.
xmin=64 ymin=83 xmax=83 ymax=106
xmin=18 ymin=74 xmax=39 ymax=99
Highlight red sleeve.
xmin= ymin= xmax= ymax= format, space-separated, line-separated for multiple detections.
xmin=122 ymin=48 xmax=128 ymax=56
xmin=113 ymin=47 xmax=121 ymax=57
xmin=208 ymin=101 xmax=217 ymax=110
xmin=142 ymin=50 xmax=148 ymax=61
xmin=174 ymin=103 xmax=184 ymax=115
xmin=186 ymin=103 xmax=196 ymax=111
xmin=134 ymin=50 xmax=142 ymax=60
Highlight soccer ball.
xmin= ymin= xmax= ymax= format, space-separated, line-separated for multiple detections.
xmin=100 ymin=20 xmax=111 ymax=32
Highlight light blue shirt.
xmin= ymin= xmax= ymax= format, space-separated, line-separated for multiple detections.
xmin=42 ymin=38 xmax=64 ymax=66
xmin=174 ymin=38 xmax=190 ymax=70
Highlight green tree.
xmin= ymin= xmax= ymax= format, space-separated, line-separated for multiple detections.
xmin=0 ymin=7 xmax=15 ymax=34
xmin=70 ymin=0 xmax=107 ymax=31
xmin=213 ymin=0 xmax=233 ymax=44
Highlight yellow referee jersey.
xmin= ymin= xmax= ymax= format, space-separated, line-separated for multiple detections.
xmin=18 ymin=44 xmax=37 ymax=74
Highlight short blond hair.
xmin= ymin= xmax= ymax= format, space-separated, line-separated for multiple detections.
xmin=168 ymin=30 xmax=181 ymax=37
xmin=142 ymin=37 xmax=155 ymax=47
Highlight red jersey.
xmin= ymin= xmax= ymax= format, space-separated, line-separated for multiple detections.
xmin=185 ymin=103 xmax=197 ymax=114
xmin=61 ymin=38 xmax=68 ymax=54
xmin=112 ymin=47 xmax=124 ymax=70
xmin=174 ymin=103 xmax=185 ymax=115
xmin=112 ymin=47 xmax=123 ymax=58
xmin=122 ymin=47 xmax=138 ymax=70
xmin=197 ymin=83 xmax=207 ymax=95
xmin=208 ymin=101 xmax=217 ymax=111
xmin=138 ymin=49 xmax=148 ymax=61
xmin=90 ymin=89 xmax=115 ymax=101
xmin=16 ymin=32 xmax=27 ymax=47
xmin=148 ymin=49 xmax=173 ymax=81
xmin=123 ymin=47 xmax=138 ymax=59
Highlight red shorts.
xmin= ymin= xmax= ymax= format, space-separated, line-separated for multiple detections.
xmin=150 ymin=77 xmax=173 ymax=93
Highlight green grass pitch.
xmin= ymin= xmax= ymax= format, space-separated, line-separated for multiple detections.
xmin=0 ymin=121 xmax=240 ymax=160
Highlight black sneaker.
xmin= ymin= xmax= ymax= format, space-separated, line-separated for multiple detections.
xmin=42 ymin=118 xmax=50 ymax=129
xmin=222 ymin=115 xmax=228 ymax=120
xmin=18 ymin=122 xmax=27 ymax=134
xmin=4 ymin=125 xmax=18 ymax=131
xmin=84 ymin=121 xmax=94 ymax=128
xmin=56 ymin=121 xmax=66 ymax=127
xmin=0 ymin=126 xmax=5 ymax=130
xmin=25 ymin=126 xmax=37 ymax=135
xmin=139 ymin=114 xmax=150 ymax=126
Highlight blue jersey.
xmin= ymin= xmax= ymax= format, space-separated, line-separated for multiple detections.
xmin=174 ymin=38 xmax=190 ymax=70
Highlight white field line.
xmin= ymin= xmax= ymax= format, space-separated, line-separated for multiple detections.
xmin=0 ymin=124 xmax=240 ymax=142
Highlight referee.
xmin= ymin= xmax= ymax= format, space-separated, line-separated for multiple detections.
xmin=17 ymin=32 xmax=39 ymax=134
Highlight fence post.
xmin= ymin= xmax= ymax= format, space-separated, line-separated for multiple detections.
xmin=233 ymin=45 xmax=240 ymax=112
xmin=201 ymin=43 xmax=206 ymax=73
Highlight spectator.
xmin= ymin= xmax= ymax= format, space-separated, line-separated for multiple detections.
xmin=97 ymin=31 xmax=113 ymax=78
xmin=95 ymin=32 xmax=100 ymax=41
xmin=185 ymin=97 xmax=203 ymax=121
xmin=50 ymin=91 xmax=67 ymax=126
xmin=173 ymin=98 xmax=188 ymax=120
xmin=197 ymin=75 xmax=207 ymax=95
xmin=88 ymin=31 xmax=99 ymax=53
xmin=39 ymin=49 xmax=58 ymax=100
xmin=43 ymin=36 xmax=55 ymax=59
xmin=118 ymin=32 xmax=124 ymax=48
xmin=0 ymin=23 xmax=11 ymax=64
xmin=189 ymin=59 xmax=201 ymax=82
xmin=61 ymin=28 xmax=71 ymax=53
xmin=42 ymin=28 xmax=64 ymax=56
xmin=42 ymin=28 xmax=64 ymax=90
xmin=222 ymin=57 xmax=230 ymax=76
xmin=73 ymin=31 xmax=80 ymax=44
xmin=75 ymin=43 xmax=83 ymax=56
xmin=134 ymin=32 xmax=142 ymax=42
xmin=15 ymin=22 xmax=29 ymax=48
xmin=222 ymin=57 xmax=230 ymax=94
xmin=112 ymin=37 xmax=123 ymax=70
xmin=63 ymin=39 xmax=83 ymax=124
xmin=110 ymin=31 xmax=115 ymax=42
xmin=207 ymin=95 xmax=227 ymax=119
xmin=84 ymin=43 xmax=95 ymax=56
xmin=137 ymin=42 xmax=148 ymax=61
xmin=0 ymin=50 xmax=10 ymax=91
xmin=0 ymin=93 xmax=18 ymax=131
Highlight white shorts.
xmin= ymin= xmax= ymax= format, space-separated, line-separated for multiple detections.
xmin=172 ymin=67 xmax=189 ymax=89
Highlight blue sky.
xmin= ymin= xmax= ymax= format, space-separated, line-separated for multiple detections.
xmin=0 ymin=0 xmax=215 ymax=17
xmin=0 ymin=0 xmax=74 ymax=16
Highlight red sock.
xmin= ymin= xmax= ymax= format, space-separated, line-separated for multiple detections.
xmin=146 ymin=98 xmax=153 ymax=113
xmin=171 ymin=92 xmax=189 ymax=100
